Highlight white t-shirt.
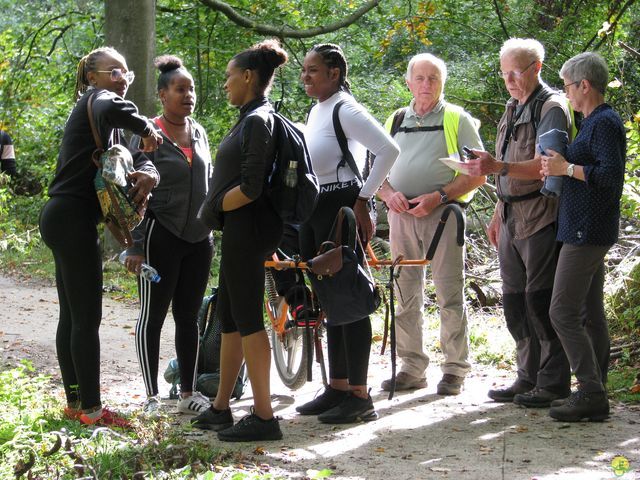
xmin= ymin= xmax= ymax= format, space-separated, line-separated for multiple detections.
xmin=305 ymin=91 xmax=399 ymax=199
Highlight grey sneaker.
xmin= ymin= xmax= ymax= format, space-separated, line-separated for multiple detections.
xmin=381 ymin=372 xmax=427 ymax=391
xmin=142 ymin=396 xmax=161 ymax=418
xmin=437 ymin=374 xmax=464 ymax=396
xmin=191 ymin=407 xmax=234 ymax=431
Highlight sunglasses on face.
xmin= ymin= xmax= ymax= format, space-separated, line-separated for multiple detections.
xmin=95 ymin=68 xmax=135 ymax=84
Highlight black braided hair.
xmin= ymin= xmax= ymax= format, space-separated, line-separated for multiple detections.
xmin=309 ymin=43 xmax=352 ymax=95
xmin=154 ymin=55 xmax=192 ymax=92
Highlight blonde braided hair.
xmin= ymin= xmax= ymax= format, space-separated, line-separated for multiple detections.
xmin=73 ymin=47 xmax=122 ymax=101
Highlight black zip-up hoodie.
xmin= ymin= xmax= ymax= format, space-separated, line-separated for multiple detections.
xmin=127 ymin=117 xmax=213 ymax=255
xmin=198 ymin=96 xmax=275 ymax=230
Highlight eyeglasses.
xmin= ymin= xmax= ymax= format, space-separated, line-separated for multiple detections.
xmin=563 ymin=81 xmax=579 ymax=92
xmin=498 ymin=61 xmax=537 ymax=79
xmin=96 ymin=68 xmax=135 ymax=84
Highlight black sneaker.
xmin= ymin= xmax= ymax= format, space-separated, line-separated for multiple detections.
xmin=191 ymin=407 xmax=234 ymax=431
xmin=487 ymin=381 xmax=534 ymax=403
xmin=296 ymin=387 xmax=349 ymax=415
xmin=513 ymin=387 xmax=566 ymax=408
xmin=217 ymin=410 xmax=283 ymax=442
xmin=549 ymin=390 xmax=609 ymax=422
xmin=317 ymin=392 xmax=378 ymax=424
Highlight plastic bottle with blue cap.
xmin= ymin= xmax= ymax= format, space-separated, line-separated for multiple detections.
xmin=119 ymin=251 xmax=161 ymax=283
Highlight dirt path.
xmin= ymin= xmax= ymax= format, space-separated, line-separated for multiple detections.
xmin=1 ymin=274 xmax=638 ymax=479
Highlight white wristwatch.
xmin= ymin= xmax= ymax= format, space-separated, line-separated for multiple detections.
xmin=566 ymin=163 xmax=575 ymax=178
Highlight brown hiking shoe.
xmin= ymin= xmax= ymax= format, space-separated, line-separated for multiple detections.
xmin=380 ymin=372 xmax=427 ymax=391
xmin=437 ymin=374 xmax=464 ymax=396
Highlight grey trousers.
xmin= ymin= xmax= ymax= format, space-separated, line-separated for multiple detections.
xmin=389 ymin=205 xmax=470 ymax=378
xmin=549 ymin=243 xmax=610 ymax=393
xmin=499 ymin=218 xmax=570 ymax=394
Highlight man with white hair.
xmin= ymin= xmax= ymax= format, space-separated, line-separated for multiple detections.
xmin=466 ymin=38 xmax=572 ymax=407
xmin=377 ymin=53 xmax=485 ymax=395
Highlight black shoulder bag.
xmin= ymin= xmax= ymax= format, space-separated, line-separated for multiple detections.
xmin=307 ymin=206 xmax=381 ymax=326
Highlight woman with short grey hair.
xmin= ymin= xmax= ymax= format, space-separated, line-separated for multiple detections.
xmin=540 ymin=51 xmax=626 ymax=422
xmin=559 ymin=52 xmax=609 ymax=94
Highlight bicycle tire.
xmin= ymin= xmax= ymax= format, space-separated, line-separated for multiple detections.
xmin=265 ymin=271 xmax=310 ymax=390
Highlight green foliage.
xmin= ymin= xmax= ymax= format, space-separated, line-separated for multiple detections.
xmin=607 ymin=367 xmax=640 ymax=404
xmin=2 ymin=362 xmax=321 ymax=478
xmin=608 ymin=260 xmax=640 ymax=336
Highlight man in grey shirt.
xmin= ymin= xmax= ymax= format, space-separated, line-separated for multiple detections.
xmin=378 ymin=53 xmax=485 ymax=395
xmin=467 ymin=38 xmax=572 ymax=407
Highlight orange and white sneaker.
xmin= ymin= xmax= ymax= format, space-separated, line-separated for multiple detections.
xmin=79 ymin=407 xmax=131 ymax=428
xmin=63 ymin=406 xmax=82 ymax=420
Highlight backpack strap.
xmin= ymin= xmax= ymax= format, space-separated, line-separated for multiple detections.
xmin=531 ymin=86 xmax=555 ymax=132
xmin=332 ymin=100 xmax=363 ymax=183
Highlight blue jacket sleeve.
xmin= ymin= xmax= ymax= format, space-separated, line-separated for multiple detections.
xmin=583 ymin=116 xmax=626 ymax=191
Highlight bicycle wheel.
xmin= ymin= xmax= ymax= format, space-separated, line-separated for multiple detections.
xmin=265 ymin=270 xmax=310 ymax=390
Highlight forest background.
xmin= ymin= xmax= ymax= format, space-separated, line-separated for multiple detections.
xmin=1 ymin=0 xmax=638 ymax=340
xmin=1 ymin=1 xmax=640 ymax=478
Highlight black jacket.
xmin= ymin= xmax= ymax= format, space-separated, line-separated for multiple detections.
xmin=48 ymin=89 xmax=158 ymax=215
xmin=199 ymin=97 xmax=275 ymax=230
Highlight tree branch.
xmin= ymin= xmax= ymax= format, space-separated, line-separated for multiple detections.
xmin=492 ymin=0 xmax=509 ymax=39
xmin=198 ymin=0 xmax=380 ymax=38
xmin=619 ymin=40 xmax=640 ymax=60
xmin=593 ymin=0 xmax=638 ymax=50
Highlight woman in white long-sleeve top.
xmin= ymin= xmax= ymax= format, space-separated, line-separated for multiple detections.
xmin=295 ymin=43 xmax=400 ymax=424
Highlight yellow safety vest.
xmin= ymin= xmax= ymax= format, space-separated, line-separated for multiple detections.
xmin=385 ymin=103 xmax=480 ymax=204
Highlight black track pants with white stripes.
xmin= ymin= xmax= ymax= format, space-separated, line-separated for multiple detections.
xmin=135 ymin=218 xmax=213 ymax=397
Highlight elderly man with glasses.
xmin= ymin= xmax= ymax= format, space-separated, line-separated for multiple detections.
xmin=466 ymin=38 xmax=573 ymax=408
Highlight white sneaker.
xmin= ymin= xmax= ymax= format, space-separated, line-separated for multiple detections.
xmin=142 ymin=396 xmax=161 ymax=418
xmin=177 ymin=391 xmax=210 ymax=415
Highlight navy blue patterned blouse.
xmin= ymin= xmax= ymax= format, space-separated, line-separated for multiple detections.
xmin=557 ymin=103 xmax=626 ymax=246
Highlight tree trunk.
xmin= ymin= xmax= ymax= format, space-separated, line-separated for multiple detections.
xmin=104 ymin=0 xmax=156 ymax=116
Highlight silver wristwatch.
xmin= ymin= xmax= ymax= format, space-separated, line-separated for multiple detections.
xmin=566 ymin=163 xmax=575 ymax=178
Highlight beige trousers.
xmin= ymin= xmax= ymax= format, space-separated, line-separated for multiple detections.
xmin=389 ymin=205 xmax=470 ymax=378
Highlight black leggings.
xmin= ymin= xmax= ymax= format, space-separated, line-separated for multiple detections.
xmin=135 ymin=218 xmax=213 ymax=397
xmin=217 ymin=196 xmax=283 ymax=336
xmin=39 ymin=196 xmax=103 ymax=409
xmin=299 ymin=184 xmax=372 ymax=385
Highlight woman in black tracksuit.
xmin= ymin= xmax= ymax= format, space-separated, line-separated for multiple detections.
xmin=39 ymin=47 xmax=161 ymax=427
xmin=191 ymin=39 xmax=287 ymax=442
xmin=124 ymin=56 xmax=213 ymax=417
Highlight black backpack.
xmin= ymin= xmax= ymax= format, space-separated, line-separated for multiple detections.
xmin=164 ymin=287 xmax=247 ymax=400
xmin=267 ymin=112 xmax=319 ymax=225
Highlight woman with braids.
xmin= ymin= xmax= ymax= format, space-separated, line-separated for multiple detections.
xmin=122 ymin=55 xmax=213 ymax=417
xmin=191 ymin=39 xmax=287 ymax=441
xmin=295 ymin=44 xmax=399 ymax=423
xmin=39 ymin=47 xmax=161 ymax=427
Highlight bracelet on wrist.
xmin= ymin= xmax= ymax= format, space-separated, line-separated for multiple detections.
xmin=357 ymin=196 xmax=370 ymax=202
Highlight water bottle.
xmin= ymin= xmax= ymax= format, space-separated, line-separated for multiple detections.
xmin=284 ymin=160 xmax=298 ymax=188
xmin=119 ymin=251 xmax=161 ymax=283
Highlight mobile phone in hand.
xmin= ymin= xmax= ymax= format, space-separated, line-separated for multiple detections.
xmin=462 ymin=146 xmax=478 ymax=160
